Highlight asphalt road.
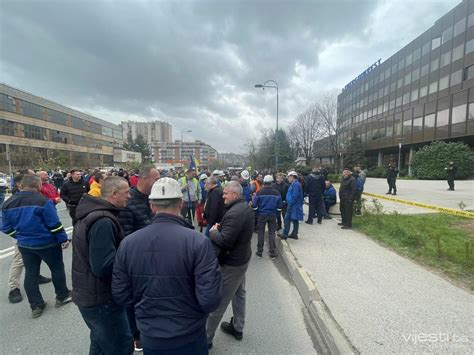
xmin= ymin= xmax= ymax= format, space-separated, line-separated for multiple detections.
xmin=0 ymin=202 xmax=319 ymax=354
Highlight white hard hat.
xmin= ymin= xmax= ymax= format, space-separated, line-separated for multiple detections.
xmin=212 ymin=170 xmax=220 ymax=175
xmin=199 ymin=174 xmax=208 ymax=181
xmin=287 ymin=171 xmax=298 ymax=177
xmin=149 ymin=178 xmax=183 ymax=200
xmin=219 ymin=170 xmax=225 ymax=176
xmin=240 ymin=170 xmax=250 ymax=180
xmin=0 ymin=178 xmax=6 ymax=187
xmin=263 ymin=175 xmax=274 ymax=183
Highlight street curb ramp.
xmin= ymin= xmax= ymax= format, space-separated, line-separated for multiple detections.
xmin=276 ymin=237 xmax=358 ymax=355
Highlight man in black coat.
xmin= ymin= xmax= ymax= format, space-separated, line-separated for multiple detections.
xmin=112 ymin=178 xmax=221 ymax=354
xmin=204 ymin=176 xmax=225 ymax=237
xmin=60 ymin=170 xmax=89 ymax=226
xmin=118 ymin=166 xmax=160 ymax=236
xmin=72 ymin=176 xmax=133 ymax=355
xmin=386 ymin=164 xmax=399 ymax=195
xmin=304 ymin=168 xmax=326 ymax=225
xmin=207 ymin=181 xmax=254 ymax=349
xmin=338 ymin=168 xmax=357 ymax=229
xmin=117 ymin=165 xmax=160 ymax=351
xmin=445 ymin=161 xmax=457 ymax=191
xmin=272 ymin=173 xmax=288 ymax=230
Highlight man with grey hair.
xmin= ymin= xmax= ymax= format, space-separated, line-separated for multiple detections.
xmin=207 ymin=180 xmax=254 ymax=349
xmin=113 ymin=178 xmax=221 ymax=354
xmin=2 ymin=174 xmax=71 ymax=318
xmin=72 ymin=176 xmax=133 ymax=354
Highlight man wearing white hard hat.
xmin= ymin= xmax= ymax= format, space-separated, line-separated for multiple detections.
xmin=278 ymin=171 xmax=304 ymax=240
xmin=112 ymin=178 xmax=222 ymax=355
xmin=239 ymin=170 xmax=251 ymax=203
xmin=212 ymin=170 xmax=222 ymax=188
xmin=253 ymin=175 xmax=282 ymax=259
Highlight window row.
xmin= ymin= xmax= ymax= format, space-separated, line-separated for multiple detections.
xmin=0 ymin=94 xmax=121 ymax=138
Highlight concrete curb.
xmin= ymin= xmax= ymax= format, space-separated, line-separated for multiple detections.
xmin=276 ymin=236 xmax=358 ymax=355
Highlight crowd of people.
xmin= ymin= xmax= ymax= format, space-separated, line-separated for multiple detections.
xmin=0 ymin=161 xmax=458 ymax=354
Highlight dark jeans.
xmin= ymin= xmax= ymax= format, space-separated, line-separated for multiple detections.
xmin=307 ymin=195 xmax=324 ymax=223
xmin=144 ymin=332 xmax=208 ymax=355
xmin=257 ymin=214 xmax=277 ymax=254
xmin=340 ymin=199 xmax=353 ymax=227
xmin=181 ymin=201 xmax=196 ymax=225
xmin=126 ymin=307 xmax=140 ymax=341
xmin=68 ymin=205 xmax=78 ymax=226
xmin=324 ymin=201 xmax=336 ymax=216
xmin=447 ymin=176 xmax=455 ymax=190
xmin=78 ymin=302 xmax=133 ymax=355
xmin=353 ymin=191 xmax=363 ymax=215
xmin=387 ymin=179 xmax=397 ymax=194
xmin=18 ymin=245 xmax=69 ymax=309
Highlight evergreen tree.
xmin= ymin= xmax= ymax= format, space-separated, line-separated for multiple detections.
xmin=344 ymin=136 xmax=367 ymax=169
xmin=134 ymin=134 xmax=152 ymax=163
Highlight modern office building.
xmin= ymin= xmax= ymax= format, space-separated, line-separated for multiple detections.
xmin=336 ymin=0 xmax=474 ymax=168
xmin=0 ymin=84 xmax=123 ymax=171
xmin=122 ymin=120 xmax=172 ymax=145
xmin=153 ymin=140 xmax=218 ymax=167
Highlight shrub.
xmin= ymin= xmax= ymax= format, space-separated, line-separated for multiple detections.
xmin=411 ymin=141 xmax=474 ymax=180
xmin=366 ymin=166 xmax=387 ymax=178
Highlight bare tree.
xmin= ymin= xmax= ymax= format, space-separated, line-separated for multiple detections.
xmin=314 ymin=94 xmax=342 ymax=171
xmin=288 ymin=105 xmax=323 ymax=165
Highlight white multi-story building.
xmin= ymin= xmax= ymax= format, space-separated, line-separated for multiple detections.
xmin=122 ymin=120 xmax=172 ymax=145
xmin=153 ymin=140 xmax=218 ymax=167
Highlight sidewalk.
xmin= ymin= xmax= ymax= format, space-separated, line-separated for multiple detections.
xmin=277 ymin=205 xmax=474 ymax=353
xmin=363 ymin=178 xmax=474 ymax=211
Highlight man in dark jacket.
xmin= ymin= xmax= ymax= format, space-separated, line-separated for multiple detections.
xmin=445 ymin=161 xmax=457 ymax=191
xmin=386 ymin=164 xmax=399 ymax=195
xmin=304 ymin=168 xmax=325 ymax=225
xmin=2 ymin=175 xmax=71 ymax=318
xmin=117 ymin=166 xmax=160 ymax=351
xmin=207 ymin=181 xmax=254 ymax=349
xmin=323 ymin=180 xmax=337 ymax=219
xmin=60 ymin=169 xmax=89 ymax=226
xmin=72 ymin=176 xmax=133 ymax=355
xmin=118 ymin=166 xmax=160 ymax=236
xmin=112 ymin=178 xmax=221 ymax=354
xmin=339 ymin=168 xmax=357 ymax=229
xmin=204 ymin=176 xmax=225 ymax=237
xmin=253 ymin=175 xmax=282 ymax=259
xmin=272 ymin=173 xmax=288 ymax=230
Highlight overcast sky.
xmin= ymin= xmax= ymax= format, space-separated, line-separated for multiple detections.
xmin=0 ymin=0 xmax=459 ymax=153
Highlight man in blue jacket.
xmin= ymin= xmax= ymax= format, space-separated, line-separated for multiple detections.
xmin=112 ymin=178 xmax=222 ymax=355
xmin=2 ymin=175 xmax=72 ymax=318
xmin=253 ymin=175 xmax=282 ymax=259
xmin=323 ymin=180 xmax=337 ymax=219
xmin=278 ymin=171 xmax=304 ymax=240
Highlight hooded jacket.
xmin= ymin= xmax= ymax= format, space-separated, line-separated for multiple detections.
xmin=71 ymin=194 xmax=124 ymax=307
xmin=118 ymin=187 xmax=153 ymax=236
xmin=88 ymin=181 xmax=101 ymax=198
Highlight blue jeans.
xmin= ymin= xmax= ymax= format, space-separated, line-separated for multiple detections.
xmin=18 ymin=245 xmax=69 ymax=309
xmin=144 ymin=330 xmax=208 ymax=355
xmin=78 ymin=302 xmax=133 ymax=355
xmin=282 ymin=215 xmax=299 ymax=238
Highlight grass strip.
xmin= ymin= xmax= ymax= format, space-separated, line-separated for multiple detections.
xmin=353 ymin=212 xmax=474 ymax=290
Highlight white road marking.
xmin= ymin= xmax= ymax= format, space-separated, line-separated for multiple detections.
xmin=0 ymin=226 xmax=73 ymax=260
xmin=0 ymin=251 xmax=14 ymax=259
xmin=0 ymin=246 xmax=15 ymax=254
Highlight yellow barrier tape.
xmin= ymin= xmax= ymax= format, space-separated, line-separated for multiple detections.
xmin=362 ymin=192 xmax=474 ymax=219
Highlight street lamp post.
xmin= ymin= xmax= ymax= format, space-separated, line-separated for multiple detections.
xmin=255 ymin=80 xmax=279 ymax=172
xmin=181 ymin=129 xmax=192 ymax=167
xmin=397 ymin=138 xmax=404 ymax=177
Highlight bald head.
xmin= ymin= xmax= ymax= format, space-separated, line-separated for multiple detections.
xmin=37 ymin=171 xmax=49 ymax=184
